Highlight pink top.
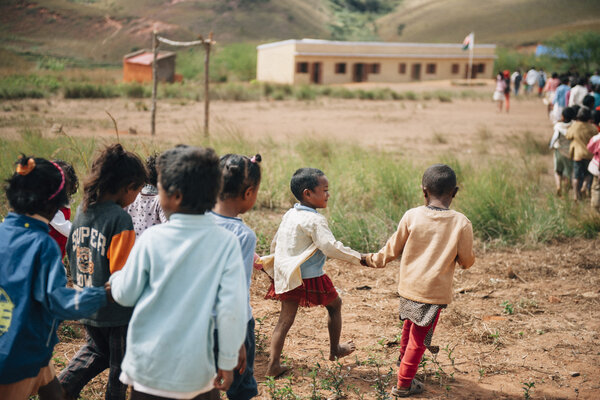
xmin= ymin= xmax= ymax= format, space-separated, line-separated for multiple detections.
xmin=495 ymin=77 xmax=507 ymax=92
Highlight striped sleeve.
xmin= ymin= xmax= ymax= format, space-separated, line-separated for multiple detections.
xmin=107 ymin=229 xmax=136 ymax=273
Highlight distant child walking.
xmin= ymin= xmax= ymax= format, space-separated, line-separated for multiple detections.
xmin=59 ymin=143 xmax=147 ymax=400
xmin=211 ymin=153 xmax=263 ymax=399
xmin=265 ymin=168 xmax=361 ymax=377
xmin=549 ymin=107 xmax=576 ymax=196
xmin=493 ymin=72 xmax=507 ymax=112
xmin=109 ymin=146 xmax=247 ymax=400
xmin=125 ymin=153 xmax=167 ymax=238
xmin=48 ymin=160 xmax=79 ymax=259
xmin=361 ymin=164 xmax=475 ymax=398
xmin=0 ymin=155 xmax=108 ymax=400
xmin=566 ymin=107 xmax=596 ymax=201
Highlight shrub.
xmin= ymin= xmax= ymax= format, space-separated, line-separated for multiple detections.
xmin=123 ymin=83 xmax=150 ymax=98
xmin=64 ymin=83 xmax=118 ymax=99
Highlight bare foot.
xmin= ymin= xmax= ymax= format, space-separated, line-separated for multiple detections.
xmin=265 ymin=364 xmax=291 ymax=379
xmin=329 ymin=341 xmax=356 ymax=361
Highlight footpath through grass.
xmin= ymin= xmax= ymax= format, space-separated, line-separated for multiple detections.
xmin=2 ymin=132 xmax=599 ymax=252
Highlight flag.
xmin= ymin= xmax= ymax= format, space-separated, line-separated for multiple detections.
xmin=462 ymin=32 xmax=474 ymax=50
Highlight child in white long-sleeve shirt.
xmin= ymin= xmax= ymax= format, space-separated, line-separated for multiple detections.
xmin=109 ymin=146 xmax=247 ymax=400
xmin=264 ymin=168 xmax=361 ymax=377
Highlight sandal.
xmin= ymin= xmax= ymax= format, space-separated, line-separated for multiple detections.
xmin=391 ymin=379 xmax=425 ymax=398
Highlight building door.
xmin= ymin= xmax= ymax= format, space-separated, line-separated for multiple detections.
xmin=411 ymin=63 xmax=421 ymax=81
xmin=310 ymin=62 xmax=322 ymax=84
xmin=464 ymin=64 xmax=478 ymax=79
xmin=353 ymin=63 xmax=367 ymax=82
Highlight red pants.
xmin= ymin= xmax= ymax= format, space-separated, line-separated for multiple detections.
xmin=397 ymin=310 xmax=441 ymax=388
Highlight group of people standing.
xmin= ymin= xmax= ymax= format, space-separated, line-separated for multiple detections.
xmin=492 ymin=66 xmax=600 ymax=206
xmin=546 ymin=71 xmax=600 ymax=205
xmin=493 ymin=66 xmax=553 ymax=113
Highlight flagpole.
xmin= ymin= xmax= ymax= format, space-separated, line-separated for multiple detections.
xmin=468 ymin=33 xmax=474 ymax=85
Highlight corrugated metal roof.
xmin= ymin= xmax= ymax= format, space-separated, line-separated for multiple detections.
xmin=125 ymin=51 xmax=176 ymax=65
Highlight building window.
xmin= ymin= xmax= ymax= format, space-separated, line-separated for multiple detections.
xmin=399 ymin=63 xmax=406 ymax=74
xmin=477 ymin=63 xmax=485 ymax=73
xmin=369 ymin=63 xmax=380 ymax=74
xmin=335 ymin=63 xmax=346 ymax=74
xmin=296 ymin=62 xmax=309 ymax=73
xmin=452 ymin=64 xmax=459 ymax=74
xmin=426 ymin=63 xmax=436 ymax=74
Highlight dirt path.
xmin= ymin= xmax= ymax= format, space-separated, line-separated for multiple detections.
xmin=7 ymin=84 xmax=599 ymax=398
xmin=54 ymin=239 xmax=600 ymax=399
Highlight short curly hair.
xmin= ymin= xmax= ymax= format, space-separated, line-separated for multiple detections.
xmin=158 ymin=145 xmax=221 ymax=214
xmin=421 ymin=164 xmax=457 ymax=197
xmin=290 ymin=168 xmax=325 ymax=201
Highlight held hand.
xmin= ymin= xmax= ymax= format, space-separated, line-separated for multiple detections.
xmin=359 ymin=254 xmax=368 ymax=267
xmin=236 ymin=344 xmax=247 ymax=374
xmin=214 ymin=369 xmax=234 ymax=391
xmin=104 ymin=282 xmax=114 ymax=303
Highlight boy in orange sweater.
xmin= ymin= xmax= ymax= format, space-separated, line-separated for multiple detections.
xmin=361 ymin=164 xmax=475 ymax=398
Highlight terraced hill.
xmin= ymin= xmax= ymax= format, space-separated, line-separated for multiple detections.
xmin=1 ymin=0 xmax=599 ymax=65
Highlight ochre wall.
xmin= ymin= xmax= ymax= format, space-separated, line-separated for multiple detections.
xmin=123 ymin=62 xmax=152 ymax=83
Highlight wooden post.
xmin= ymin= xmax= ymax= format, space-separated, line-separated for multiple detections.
xmin=203 ymin=32 xmax=213 ymax=138
xmin=151 ymin=31 xmax=158 ymax=136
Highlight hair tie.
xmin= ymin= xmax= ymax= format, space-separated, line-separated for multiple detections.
xmin=250 ymin=156 xmax=256 ymax=163
xmin=48 ymin=161 xmax=65 ymax=200
xmin=16 ymin=157 xmax=36 ymax=175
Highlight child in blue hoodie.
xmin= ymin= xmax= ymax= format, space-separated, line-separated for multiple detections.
xmin=109 ymin=146 xmax=247 ymax=400
xmin=0 ymin=155 xmax=108 ymax=400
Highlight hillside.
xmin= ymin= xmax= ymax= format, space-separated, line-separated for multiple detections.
xmin=1 ymin=0 xmax=600 ymax=65
xmin=377 ymin=0 xmax=600 ymax=45
xmin=0 ymin=0 xmax=332 ymax=64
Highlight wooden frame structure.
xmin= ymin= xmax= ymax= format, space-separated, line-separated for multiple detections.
xmin=151 ymin=31 xmax=215 ymax=137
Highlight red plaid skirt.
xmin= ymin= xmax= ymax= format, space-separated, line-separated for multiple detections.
xmin=265 ymin=274 xmax=339 ymax=307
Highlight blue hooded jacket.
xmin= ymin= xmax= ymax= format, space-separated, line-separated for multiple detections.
xmin=0 ymin=213 xmax=107 ymax=384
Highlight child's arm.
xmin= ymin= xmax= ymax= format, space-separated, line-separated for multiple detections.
xmin=456 ymin=222 xmax=476 ymax=269
xmin=35 ymin=241 xmax=107 ymax=320
xmin=106 ymin=228 xmax=136 ymax=274
xmin=214 ymin=240 xmax=248 ymax=374
xmin=364 ymin=218 xmax=409 ymax=268
xmin=310 ymin=217 xmax=360 ymax=264
xmin=108 ymin=238 xmax=150 ymax=307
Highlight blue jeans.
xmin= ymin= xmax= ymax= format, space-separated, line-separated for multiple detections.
xmin=214 ymin=318 xmax=258 ymax=400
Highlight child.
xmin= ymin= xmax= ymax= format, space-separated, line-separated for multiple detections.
xmin=58 ymin=143 xmax=147 ymax=400
xmin=549 ymin=107 xmax=576 ymax=196
xmin=493 ymin=72 xmax=507 ymax=112
xmin=48 ymin=160 xmax=79 ymax=259
xmin=125 ymin=153 xmax=167 ymax=238
xmin=109 ymin=145 xmax=247 ymax=399
xmin=587 ymin=110 xmax=600 ymax=211
xmin=211 ymin=153 xmax=263 ymax=400
xmin=0 ymin=155 xmax=108 ymax=400
xmin=361 ymin=164 xmax=475 ymax=398
xmin=566 ymin=107 xmax=596 ymax=201
xmin=265 ymin=168 xmax=361 ymax=377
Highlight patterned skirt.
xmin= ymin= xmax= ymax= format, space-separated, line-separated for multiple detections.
xmin=265 ymin=274 xmax=339 ymax=307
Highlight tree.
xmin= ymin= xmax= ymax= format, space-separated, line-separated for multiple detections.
xmin=544 ymin=31 xmax=600 ymax=73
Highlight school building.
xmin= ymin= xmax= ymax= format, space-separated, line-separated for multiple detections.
xmin=256 ymin=39 xmax=497 ymax=85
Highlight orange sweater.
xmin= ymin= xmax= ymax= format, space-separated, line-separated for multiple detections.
xmin=365 ymin=206 xmax=475 ymax=304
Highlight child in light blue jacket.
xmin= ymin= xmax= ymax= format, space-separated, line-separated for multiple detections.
xmin=109 ymin=146 xmax=247 ymax=399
